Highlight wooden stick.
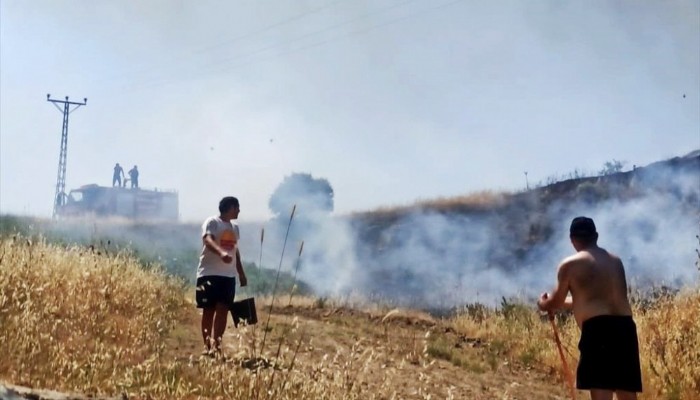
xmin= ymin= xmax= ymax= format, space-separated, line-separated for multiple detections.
xmin=548 ymin=312 xmax=576 ymax=400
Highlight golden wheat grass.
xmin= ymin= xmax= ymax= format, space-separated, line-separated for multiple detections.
xmin=2 ymin=234 xmax=697 ymax=399
xmin=448 ymin=293 xmax=700 ymax=400
xmin=0 ymin=236 xmax=438 ymax=400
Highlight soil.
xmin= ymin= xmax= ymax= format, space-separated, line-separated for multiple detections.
xmin=1 ymin=302 xmax=576 ymax=400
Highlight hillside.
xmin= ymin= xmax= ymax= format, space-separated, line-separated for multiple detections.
xmin=1 ymin=236 xmax=698 ymax=399
xmin=343 ymin=151 xmax=700 ymax=307
xmin=0 ymin=236 xmax=571 ymax=399
xmin=1 ymin=150 xmax=698 ymax=309
xmin=0 ymin=151 xmax=699 ymax=399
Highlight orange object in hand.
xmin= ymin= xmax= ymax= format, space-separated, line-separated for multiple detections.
xmin=548 ymin=311 xmax=576 ymax=400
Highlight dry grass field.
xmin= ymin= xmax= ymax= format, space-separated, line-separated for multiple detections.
xmin=1 ymin=235 xmax=698 ymax=399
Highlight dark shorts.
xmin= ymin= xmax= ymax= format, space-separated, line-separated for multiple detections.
xmin=195 ymin=276 xmax=235 ymax=309
xmin=577 ymin=315 xmax=643 ymax=392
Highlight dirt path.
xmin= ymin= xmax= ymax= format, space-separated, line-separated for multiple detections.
xmin=174 ymin=302 xmax=575 ymax=400
xmin=3 ymin=302 xmax=575 ymax=400
xmin=0 ymin=383 xmax=123 ymax=400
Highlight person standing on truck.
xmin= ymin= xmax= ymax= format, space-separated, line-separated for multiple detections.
xmin=128 ymin=165 xmax=139 ymax=189
xmin=195 ymin=196 xmax=248 ymax=358
xmin=112 ymin=163 xmax=125 ymax=187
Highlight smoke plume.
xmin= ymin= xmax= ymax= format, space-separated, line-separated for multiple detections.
xmin=261 ymin=155 xmax=699 ymax=308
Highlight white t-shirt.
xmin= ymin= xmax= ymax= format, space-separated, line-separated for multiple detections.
xmin=196 ymin=216 xmax=240 ymax=278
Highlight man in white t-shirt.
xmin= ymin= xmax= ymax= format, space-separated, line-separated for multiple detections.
xmin=195 ymin=196 xmax=248 ymax=356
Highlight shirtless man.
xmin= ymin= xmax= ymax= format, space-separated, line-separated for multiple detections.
xmin=538 ymin=216 xmax=642 ymax=400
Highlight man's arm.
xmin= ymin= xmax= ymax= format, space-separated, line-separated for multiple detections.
xmin=235 ymin=249 xmax=247 ymax=287
xmin=203 ymin=234 xmax=233 ymax=263
xmin=537 ymin=261 xmax=571 ymax=312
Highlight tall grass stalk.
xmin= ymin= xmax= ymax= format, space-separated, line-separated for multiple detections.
xmin=259 ymin=204 xmax=296 ymax=358
xmin=287 ymin=241 xmax=304 ymax=307
xmin=250 ymin=226 xmax=265 ymax=359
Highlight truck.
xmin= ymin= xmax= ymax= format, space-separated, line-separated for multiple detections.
xmin=56 ymin=184 xmax=179 ymax=220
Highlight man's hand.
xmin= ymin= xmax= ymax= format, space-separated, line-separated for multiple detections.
xmin=220 ymin=252 xmax=233 ymax=264
xmin=537 ymin=292 xmax=550 ymax=311
xmin=239 ymin=274 xmax=247 ymax=287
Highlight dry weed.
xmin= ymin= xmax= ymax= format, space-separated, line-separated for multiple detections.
xmin=0 ymin=236 xmax=437 ymax=400
xmin=2 ymin=234 xmax=696 ymax=399
xmin=636 ymin=289 xmax=700 ymax=400
xmin=449 ymin=292 xmax=700 ymax=400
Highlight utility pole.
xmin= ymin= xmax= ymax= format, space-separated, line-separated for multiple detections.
xmin=47 ymin=94 xmax=87 ymax=218
xmin=524 ymin=171 xmax=529 ymax=191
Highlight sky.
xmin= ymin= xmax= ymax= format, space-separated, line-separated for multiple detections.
xmin=1 ymin=0 xmax=699 ymax=223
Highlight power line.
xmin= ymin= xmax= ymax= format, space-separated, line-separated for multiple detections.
xmin=94 ymin=0 xmax=346 ymax=86
xmin=119 ymin=0 xmax=418 ymax=92
xmin=125 ymin=0 xmax=462 ymax=93
xmin=193 ymin=0 xmax=348 ymax=54
xmin=189 ymin=0 xmax=418 ymax=74
xmin=241 ymin=0 xmax=465 ymax=71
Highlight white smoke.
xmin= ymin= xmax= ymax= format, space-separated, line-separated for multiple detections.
xmin=20 ymin=157 xmax=696 ymax=310
xmin=263 ymin=158 xmax=699 ymax=308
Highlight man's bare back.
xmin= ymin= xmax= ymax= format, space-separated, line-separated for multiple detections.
xmin=538 ymin=216 xmax=643 ymax=399
xmin=562 ymin=247 xmax=634 ymax=327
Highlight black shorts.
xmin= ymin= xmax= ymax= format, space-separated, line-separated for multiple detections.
xmin=195 ymin=276 xmax=236 ymax=309
xmin=577 ymin=315 xmax=643 ymax=392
